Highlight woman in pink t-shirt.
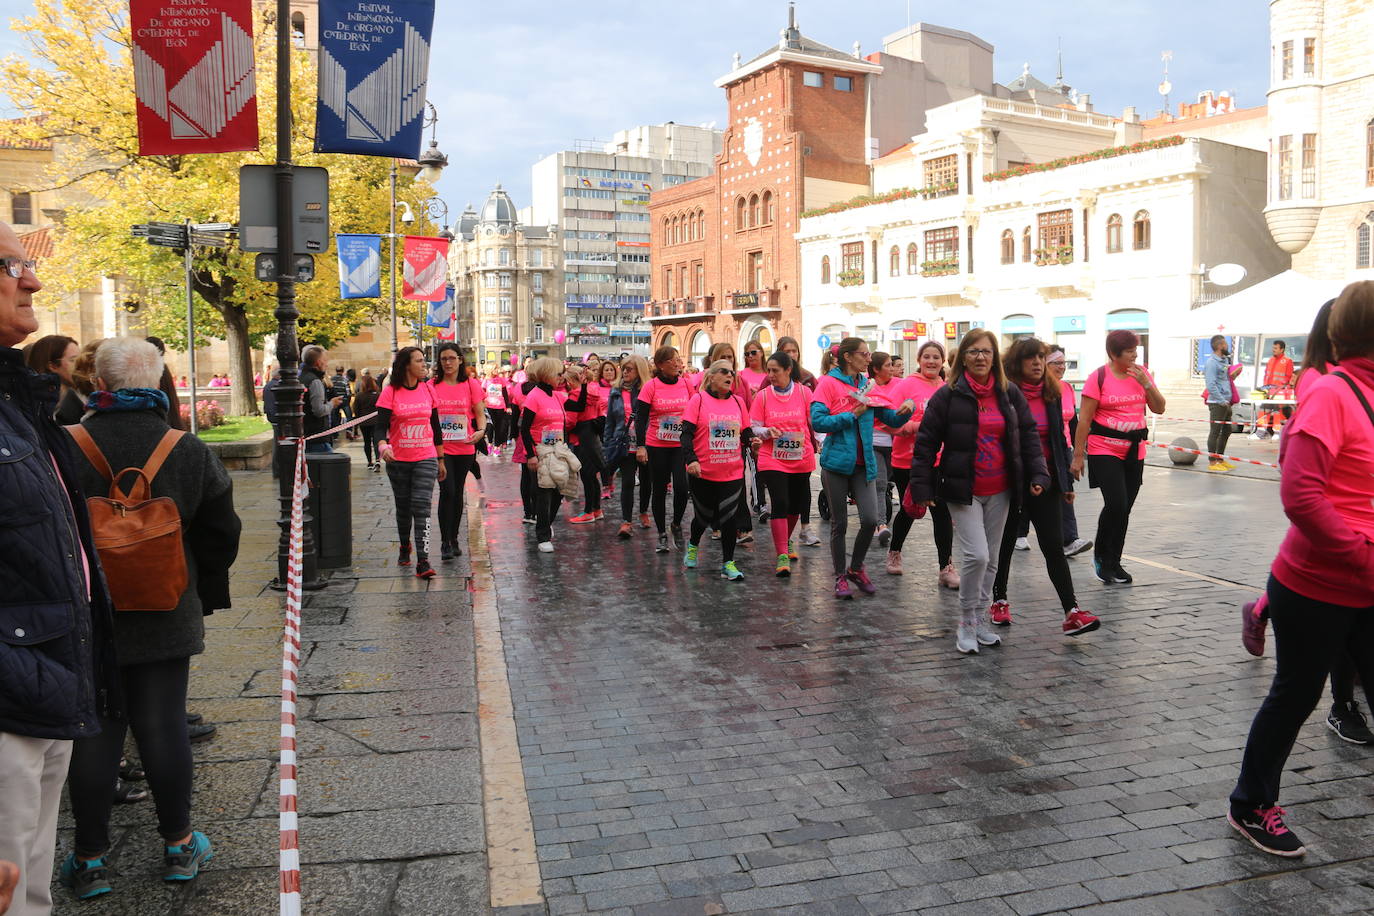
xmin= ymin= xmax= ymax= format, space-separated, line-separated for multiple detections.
xmin=635 ymin=346 xmax=695 ymax=552
xmin=739 ymin=342 xmax=768 ymax=394
xmin=431 ymin=344 xmax=486 ymax=562
xmin=883 ymin=340 xmax=957 ymax=586
xmin=1070 ymin=330 xmax=1165 ymax=586
xmin=868 ymin=352 xmax=900 ymax=548
xmin=751 ymin=351 xmax=815 ymax=577
xmin=1229 ymin=284 xmax=1374 ymax=858
xmin=519 ymin=358 xmax=589 ymax=551
xmin=704 ymin=342 xmax=757 ymax=543
xmin=1045 ymin=346 xmax=1092 ymax=557
xmin=376 ymin=347 xmax=447 ymax=579
xmin=595 ymin=360 xmax=621 ymax=498
xmin=778 ymin=336 xmax=821 ymax=546
xmin=681 ymin=361 xmax=753 ymax=580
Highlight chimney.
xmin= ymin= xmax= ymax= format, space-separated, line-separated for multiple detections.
xmin=1076 ymin=94 xmax=1092 ymax=112
xmin=1122 ymin=105 xmax=1139 ymax=123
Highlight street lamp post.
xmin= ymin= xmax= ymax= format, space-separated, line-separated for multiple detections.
xmin=418 ymin=196 xmax=452 ymax=347
xmin=388 ymin=101 xmax=448 ymax=353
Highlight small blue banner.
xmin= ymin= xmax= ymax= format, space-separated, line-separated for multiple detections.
xmin=336 ymin=234 xmax=382 ymax=298
xmin=426 ymin=285 xmax=455 ymax=327
xmin=315 ymin=0 xmax=436 ymax=158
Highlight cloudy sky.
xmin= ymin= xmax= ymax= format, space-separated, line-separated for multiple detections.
xmin=1 ymin=1 xmax=1271 ymax=220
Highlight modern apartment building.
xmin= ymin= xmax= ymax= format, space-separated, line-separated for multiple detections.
xmin=529 ymin=124 xmax=721 ymax=356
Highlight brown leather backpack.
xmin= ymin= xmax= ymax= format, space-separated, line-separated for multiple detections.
xmin=67 ymin=426 xmax=188 ymax=612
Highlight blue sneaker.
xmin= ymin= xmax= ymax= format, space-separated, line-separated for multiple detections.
xmin=721 ymin=561 xmax=744 ymax=581
xmin=684 ymin=544 xmax=698 ymax=568
xmin=59 ymin=853 xmax=112 ymax=898
xmin=163 ymin=831 xmax=213 ymax=881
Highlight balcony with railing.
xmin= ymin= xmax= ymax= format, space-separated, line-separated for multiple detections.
xmin=723 ymin=289 xmax=780 ymax=313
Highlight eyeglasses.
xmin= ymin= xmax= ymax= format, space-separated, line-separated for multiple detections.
xmin=965 ymin=349 xmax=994 ymax=358
xmin=745 ymin=350 xmax=762 ymax=356
xmin=1046 ymin=359 xmax=1067 ymax=367
xmin=2 ymin=257 xmax=37 ymax=279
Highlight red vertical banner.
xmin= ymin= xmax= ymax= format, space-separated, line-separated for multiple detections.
xmin=130 ymin=0 xmax=259 ymax=155
xmin=402 ymin=236 xmax=450 ymax=302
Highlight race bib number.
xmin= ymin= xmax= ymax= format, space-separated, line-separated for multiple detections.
xmin=439 ymin=413 xmax=468 ymax=443
xmin=657 ymin=415 xmax=682 ymax=443
xmin=540 ymin=427 xmax=563 ymax=445
xmin=708 ymin=419 xmax=739 ymax=453
xmin=774 ymin=433 xmax=804 ymax=462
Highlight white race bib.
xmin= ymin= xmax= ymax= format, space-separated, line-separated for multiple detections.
xmin=540 ymin=427 xmax=563 ymax=445
xmin=708 ymin=419 xmax=739 ymax=453
xmin=773 ymin=433 xmax=804 ymax=462
xmin=656 ymin=414 xmax=682 ymax=443
xmin=439 ymin=413 xmax=468 ymax=443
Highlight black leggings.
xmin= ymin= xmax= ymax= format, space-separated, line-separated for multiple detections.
xmin=361 ymin=426 xmax=379 ymax=465
xmin=646 ymin=445 xmax=688 ymax=533
xmin=689 ymin=477 xmax=743 ymax=562
xmin=520 ymin=464 xmax=536 ymax=519
xmin=437 ymin=454 xmax=475 ymax=546
xmin=579 ymin=462 xmax=602 ymax=513
xmin=887 ymin=467 xmax=954 ymax=566
xmin=385 ymin=457 xmax=438 ymax=560
xmin=69 ymin=657 xmax=193 ymax=855
xmin=757 ymin=469 xmax=810 ymax=518
xmin=1087 ymin=453 xmax=1144 ymax=570
xmin=487 ymin=409 xmax=509 ymax=448
xmin=993 ymin=488 xmax=1078 ymax=612
xmin=535 ymin=485 xmax=562 ymax=543
xmin=619 ymin=456 xmax=650 ymax=521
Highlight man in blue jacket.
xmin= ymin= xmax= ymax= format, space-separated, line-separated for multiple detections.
xmin=0 ymin=220 xmax=118 ymax=916
xmin=1203 ymin=334 xmax=1236 ymax=472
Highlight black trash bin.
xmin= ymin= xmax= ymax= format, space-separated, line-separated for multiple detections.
xmin=305 ymin=450 xmax=352 ymax=569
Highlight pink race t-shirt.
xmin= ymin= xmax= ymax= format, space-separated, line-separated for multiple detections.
xmin=738 ymin=368 xmax=767 ymax=393
xmin=683 ymin=392 xmax=748 ymax=482
xmin=973 ymin=394 xmax=1008 ymax=496
xmin=483 ymin=379 xmax=507 ymax=409
xmin=377 ymin=382 xmax=438 ymax=462
xmin=1083 ymin=365 xmax=1154 ymax=459
xmin=524 ymin=387 xmax=568 ymax=447
xmin=638 ymin=376 xmax=693 ymax=448
xmin=751 ymin=383 xmax=816 ymax=473
xmin=430 ymin=378 xmax=484 ymax=456
xmin=887 ymin=375 xmax=944 ymax=468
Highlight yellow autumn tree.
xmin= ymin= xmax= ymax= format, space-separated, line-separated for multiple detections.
xmin=0 ymin=0 xmax=441 ymax=415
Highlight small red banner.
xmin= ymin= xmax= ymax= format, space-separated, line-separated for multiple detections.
xmin=402 ymin=236 xmax=450 ymax=302
xmin=131 ymin=0 xmax=259 ymax=155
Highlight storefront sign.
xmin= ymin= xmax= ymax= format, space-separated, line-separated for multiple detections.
xmin=944 ymin=322 xmax=957 ymax=338
xmin=732 ymin=292 xmax=759 ymax=308
xmin=1053 ymin=315 xmax=1087 ymax=333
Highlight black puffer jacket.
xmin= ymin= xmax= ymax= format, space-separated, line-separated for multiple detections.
xmin=909 ymin=375 xmax=1050 ymax=507
xmin=1029 ymin=386 xmax=1074 ymax=494
xmin=0 ymin=348 xmax=119 ymax=739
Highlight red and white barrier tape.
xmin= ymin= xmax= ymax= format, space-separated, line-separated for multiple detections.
xmin=1153 ymin=414 xmax=1287 ymax=427
xmin=279 ymin=440 xmax=306 ymax=915
xmin=1146 ymin=439 xmax=1279 ymax=469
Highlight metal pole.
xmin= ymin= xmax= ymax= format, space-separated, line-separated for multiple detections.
xmin=271 ymin=0 xmax=318 ymax=590
xmin=184 ymin=219 xmax=199 ymax=435
xmin=389 ymin=162 xmax=399 ymax=353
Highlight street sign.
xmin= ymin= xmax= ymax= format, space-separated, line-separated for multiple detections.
xmin=189 ymin=232 xmax=231 ymax=249
xmin=254 ymin=253 xmax=315 ymax=283
xmin=817 ymin=334 xmax=831 ymax=350
xmin=192 ymin=222 xmax=233 ymax=232
xmin=238 ymin=165 xmax=330 ymax=254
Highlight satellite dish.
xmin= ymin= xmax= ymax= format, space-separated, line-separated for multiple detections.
xmin=1207 ymin=263 xmax=1247 ymax=287
xmin=1158 ymin=79 xmax=1172 ymax=97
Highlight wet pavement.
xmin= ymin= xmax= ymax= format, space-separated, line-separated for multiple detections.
xmin=50 ymin=416 xmax=1374 ymax=915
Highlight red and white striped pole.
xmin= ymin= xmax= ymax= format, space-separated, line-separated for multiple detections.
xmin=279 ymin=439 xmax=305 ymax=916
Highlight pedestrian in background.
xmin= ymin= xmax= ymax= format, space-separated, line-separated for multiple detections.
xmin=1227 ymin=281 xmax=1374 ymax=858
xmin=1046 ymin=346 xmax=1092 ymax=557
xmin=0 ymin=221 xmax=119 ymax=916
xmin=376 ymin=346 xmax=446 ymax=579
xmin=777 ymin=335 xmax=821 ymax=547
xmin=868 ymin=351 xmax=899 ymax=547
xmin=751 ymin=350 xmax=816 ymax=577
xmin=352 ymin=374 xmax=381 ymax=471
xmin=300 ymin=346 xmax=341 ymax=454
xmin=607 ymin=355 xmax=652 ymax=538
xmin=62 ymin=337 xmax=241 ymax=899
xmin=636 ymin=346 xmax=694 ymax=553
xmin=1071 ymin=330 xmax=1165 ymax=585
xmin=1203 ymin=334 xmax=1237 ymax=471
xmin=55 ymin=338 xmax=103 ymax=425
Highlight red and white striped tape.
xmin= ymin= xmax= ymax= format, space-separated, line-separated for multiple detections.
xmin=279 ymin=440 xmax=306 ymax=916
xmin=1146 ymin=439 xmax=1279 ymax=469
xmin=1153 ymin=414 xmax=1286 ymax=427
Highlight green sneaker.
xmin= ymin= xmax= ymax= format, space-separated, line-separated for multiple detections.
xmin=721 ymin=561 xmax=744 ymax=581
xmin=59 ymin=853 xmax=112 ymax=899
xmin=775 ymin=554 xmax=791 ymax=578
xmin=163 ymin=831 xmax=213 ymax=881
xmin=684 ymin=544 xmax=699 ymax=568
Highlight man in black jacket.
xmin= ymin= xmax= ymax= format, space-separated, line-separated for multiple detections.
xmin=0 ymin=220 xmax=119 ymax=915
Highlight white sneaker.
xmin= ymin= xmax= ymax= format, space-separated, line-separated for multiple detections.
xmin=537 ymin=541 xmax=554 ymax=553
xmin=1063 ymin=537 xmax=1093 ymax=557
xmin=1014 ymin=537 xmax=1029 ymax=551
xmin=799 ymin=524 xmax=821 ymax=547
xmin=975 ymin=615 xmax=1002 ymax=647
xmin=956 ymin=608 xmax=979 ymax=655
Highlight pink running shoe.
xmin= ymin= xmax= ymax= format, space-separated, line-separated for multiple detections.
xmin=846 ymin=567 xmax=877 ymax=595
xmin=1242 ymin=594 xmax=1269 ymax=657
xmin=834 ymin=575 xmax=853 ymax=600
xmin=885 ymin=551 xmax=903 ymax=575
xmin=989 ymin=599 xmax=1011 ymax=626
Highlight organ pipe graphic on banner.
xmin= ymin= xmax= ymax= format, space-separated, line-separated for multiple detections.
xmin=402 ymin=236 xmax=449 ymax=302
xmin=336 ymin=234 xmax=383 ymax=299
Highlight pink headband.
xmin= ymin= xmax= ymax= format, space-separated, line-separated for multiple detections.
xmin=830 ymin=344 xmax=840 ymax=355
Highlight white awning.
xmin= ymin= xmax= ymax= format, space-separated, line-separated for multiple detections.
xmin=1178 ymin=270 xmax=1348 ymax=338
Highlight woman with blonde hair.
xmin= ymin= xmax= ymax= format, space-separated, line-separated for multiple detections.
xmin=635 ymin=346 xmax=695 ymax=552
xmin=518 ymin=357 xmax=589 ymax=552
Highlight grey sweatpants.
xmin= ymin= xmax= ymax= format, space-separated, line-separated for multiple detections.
xmin=821 ymin=467 xmax=880 ymax=576
xmin=386 ymin=457 xmax=439 ymax=560
xmin=948 ymin=491 xmax=1012 ymax=616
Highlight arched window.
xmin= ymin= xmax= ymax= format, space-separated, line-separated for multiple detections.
xmin=1021 ymin=227 xmax=1032 ymax=262
xmin=749 ymin=194 xmax=761 ymax=228
xmin=736 ymin=197 xmax=746 ymax=230
xmin=762 ymin=191 xmax=773 ymax=224
xmin=907 ymin=243 xmax=918 ymax=274
xmin=1132 ymin=210 xmax=1151 ymax=250
xmin=1106 ymin=214 xmax=1123 ymax=253
xmin=290 ymin=11 xmax=306 ymax=47
xmin=999 ymin=229 xmax=1014 ymax=265
xmin=662 ymin=216 xmax=670 ymax=244
xmin=1357 ymin=213 xmax=1373 ymax=269
xmin=1367 ymin=119 xmax=1374 ymax=186
xmin=673 ymin=216 xmax=681 ymax=245
xmin=889 ymin=245 xmax=900 ymax=277
xmin=820 ymin=255 xmax=831 ymax=284
xmin=662 ymin=331 xmax=678 ymax=350
xmin=698 ymin=209 xmax=706 ymax=240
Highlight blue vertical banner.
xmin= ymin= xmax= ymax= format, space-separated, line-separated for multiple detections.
xmin=336 ymin=234 xmax=382 ymax=298
xmin=315 ymin=0 xmax=436 ymax=158
xmin=426 ymin=285 xmax=455 ymax=327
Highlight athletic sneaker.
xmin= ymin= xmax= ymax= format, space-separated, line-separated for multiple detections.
xmin=1228 ymin=805 xmax=1305 ymax=857
xmin=989 ymin=599 xmax=1011 ymax=626
xmin=877 ymin=525 xmax=891 ymax=547
xmin=639 ymin=512 xmax=652 ymax=529
xmin=1327 ymin=701 xmax=1374 ymax=745
xmin=397 ymin=544 xmax=412 ymax=567
xmin=710 ymin=529 xmax=721 ymax=540
xmin=617 ymin=522 xmax=633 ymax=539
xmin=163 ymin=831 xmax=214 ymax=880
xmin=885 ymin=551 xmax=903 ymax=575
xmin=834 ymin=575 xmax=853 ymax=600
xmin=737 ymin=531 xmax=755 ymax=545
xmin=1241 ymin=598 xmax=1267 ymax=656
xmin=440 ymin=542 xmax=454 ymax=562
xmin=1062 ymin=607 xmax=1101 ymax=636
xmin=1014 ymin=537 xmax=1030 ymax=551
xmin=775 ymin=554 xmax=790 ymax=578
xmin=1093 ymin=558 xmax=1112 ymax=584
xmin=800 ymin=525 xmax=821 ymax=547
xmin=656 ymin=533 xmax=670 ymax=553
xmin=415 ymin=560 xmax=435 ymax=580
xmin=537 ymin=541 xmax=554 ymax=553
xmin=1208 ymin=461 xmax=1229 ymax=472
xmin=846 ymin=567 xmax=876 ymax=595
xmin=721 ymin=561 xmax=744 ymax=581
xmin=522 ymin=516 xmax=536 ymax=525
xmin=1112 ymin=564 xmax=1133 ymax=584
xmin=60 ymin=854 xmax=112 ymax=898
xmin=684 ymin=544 xmax=699 ymax=569
xmin=788 ymin=540 xmax=799 ymax=560
xmin=1063 ymin=538 xmax=1093 ymax=557
xmin=569 ymin=512 xmax=599 ymax=524
xmin=938 ymin=563 xmax=960 ymax=590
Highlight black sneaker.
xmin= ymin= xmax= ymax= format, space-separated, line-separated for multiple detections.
xmin=1228 ymin=805 xmax=1306 ymax=857
xmin=1327 ymin=701 xmax=1374 ymax=745
xmin=440 ymin=542 xmax=454 ymax=562
xmin=397 ymin=544 xmax=412 ymax=567
xmin=1093 ymin=558 xmax=1111 ymax=584
xmin=1110 ymin=565 xmax=1133 ymax=585
xmin=188 ymin=722 xmax=216 ymax=743
xmin=656 ymin=533 xmax=670 ymax=553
